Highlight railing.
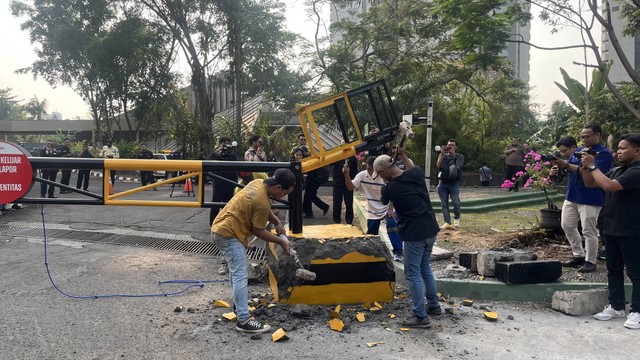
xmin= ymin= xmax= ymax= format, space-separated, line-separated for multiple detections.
xmin=20 ymin=157 xmax=304 ymax=233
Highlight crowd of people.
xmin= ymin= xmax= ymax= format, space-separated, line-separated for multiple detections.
xmin=25 ymin=127 xmax=639 ymax=332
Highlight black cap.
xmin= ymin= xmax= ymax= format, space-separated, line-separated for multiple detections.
xmin=264 ymin=168 xmax=296 ymax=189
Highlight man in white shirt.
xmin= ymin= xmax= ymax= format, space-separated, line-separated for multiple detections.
xmin=343 ymin=156 xmax=403 ymax=261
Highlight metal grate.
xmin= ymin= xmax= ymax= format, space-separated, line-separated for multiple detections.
xmin=0 ymin=226 xmax=264 ymax=260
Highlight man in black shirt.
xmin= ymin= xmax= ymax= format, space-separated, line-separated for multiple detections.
xmin=57 ymin=138 xmax=73 ymax=193
xmin=209 ymin=137 xmax=239 ymax=225
xmin=375 ymin=147 xmax=441 ymax=329
xmin=582 ymin=133 xmax=640 ymax=330
xmin=39 ymin=139 xmax=59 ymax=198
xmin=136 ymin=143 xmax=155 ymax=189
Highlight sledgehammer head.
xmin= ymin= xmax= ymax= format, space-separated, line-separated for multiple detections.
xmin=295 ymin=268 xmax=317 ymax=281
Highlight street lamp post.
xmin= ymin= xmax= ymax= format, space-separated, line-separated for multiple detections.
xmin=424 ymin=101 xmax=434 ymax=189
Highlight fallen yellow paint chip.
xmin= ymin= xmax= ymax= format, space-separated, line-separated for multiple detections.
xmin=370 ymin=306 xmax=381 ymax=311
xmin=330 ymin=305 xmax=342 ymax=319
xmin=399 ymin=328 xmax=410 ymax=331
xmin=213 ymin=300 xmax=231 ymax=308
xmin=367 ymin=342 xmax=377 ymax=348
xmin=222 ymin=312 xmax=237 ymax=321
xmin=271 ymin=328 xmax=289 ymax=342
xmin=463 ymin=300 xmax=473 ymax=307
xmin=267 ymin=303 xmax=277 ymax=308
xmin=329 ymin=318 xmax=344 ymax=332
xmin=356 ymin=313 xmax=366 ymax=322
xmin=396 ymin=293 xmax=406 ymax=299
xmin=373 ymin=301 xmax=383 ymax=309
xmin=483 ymin=311 xmax=498 ymax=321
xmin=248 ymin=306 xmax=256 ymax=311
xmin=388 ymin=314 xmax=396 ymax=319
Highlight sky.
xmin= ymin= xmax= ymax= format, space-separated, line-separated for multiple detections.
xmin=0 ymin=0 xmax=598 ymax=120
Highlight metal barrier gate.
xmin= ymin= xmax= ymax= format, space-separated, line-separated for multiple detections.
xmin=15 ymin=157 xmax=304 ymax=234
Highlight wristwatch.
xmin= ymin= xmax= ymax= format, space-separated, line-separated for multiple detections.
xmin=588 ymin=164 xmax=598 ymax=172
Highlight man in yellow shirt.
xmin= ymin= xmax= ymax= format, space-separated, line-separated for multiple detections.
xmin=212 ymin=168 xmax=295 ymax=333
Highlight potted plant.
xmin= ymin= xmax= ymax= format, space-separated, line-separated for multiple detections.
xmin=501 ymin=151 xmax=562 ymax=230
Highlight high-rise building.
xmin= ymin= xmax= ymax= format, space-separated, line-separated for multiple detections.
xmin=329 ymin=1 xmax=530 ymax=85
xmin=601 ymin=3 xmax=637 ymax=84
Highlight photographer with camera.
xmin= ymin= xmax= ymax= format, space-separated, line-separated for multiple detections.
xmin=581 ymin=133 xmax=640 ymax=329
xmin=436 ymin=139 xmax=464 ymax=229
xmin=209 ymin=137 xmax=239 ymax=226
xmin=551 ymin=124 xmax=612 ymax=273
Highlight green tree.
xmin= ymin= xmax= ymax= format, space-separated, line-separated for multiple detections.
xmin=0 ymin=88 xmax=26 ymax=120
xmin=531 ymin=100 xmax=577 ymax=150
xmin=554 ymin=62 xmax=611 ymax=120
xmin=11 ymin=0 xmax=114 ymax=144
xmin=521 ymin=0 xmax=640 ymax=120
xmin=24 ymin=95 xmax=48 ymax=120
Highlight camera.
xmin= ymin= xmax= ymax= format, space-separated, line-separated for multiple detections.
xmin=539 ymin=151 xmax=561 ymax=162
xmin=574 ymin=149 xmax=599 ymax=159
xmin=216 ymin=140 xmax=238 ymax=160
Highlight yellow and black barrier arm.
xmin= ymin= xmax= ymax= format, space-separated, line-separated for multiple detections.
xmin=21 ymin=157 xmax=304 ymax=233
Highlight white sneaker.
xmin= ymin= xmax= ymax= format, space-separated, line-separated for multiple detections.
xmin=218 ymin=263 xmax=229 ymax=275
xmin=440 ymin=223 xmax=453 ymax=230
xmin=624 ymin=312 xmax=640 ymax=329
xmin=593 ymin=304 xmax=626 ymax=321
xmin=453 ymin=219 xmax=460 ymax=228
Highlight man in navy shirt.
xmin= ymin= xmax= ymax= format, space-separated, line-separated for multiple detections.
xmin=552 ymin=123 xmax=612 ymax=273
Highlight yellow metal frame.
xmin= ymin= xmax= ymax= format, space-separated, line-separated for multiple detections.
xmin=102 ymin=159 xmax=203 ymax=207
xmin=297 ymin=93 xmax=362 ymax=173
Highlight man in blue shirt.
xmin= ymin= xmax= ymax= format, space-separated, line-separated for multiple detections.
xmin=552 ymin=123 xmax=612 ymax=273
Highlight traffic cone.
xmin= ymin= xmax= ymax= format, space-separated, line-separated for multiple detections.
xmin=183 ymin=178 xmax=193 ymax=193
xmin=108 ymin=181 xmax=115 ymax=195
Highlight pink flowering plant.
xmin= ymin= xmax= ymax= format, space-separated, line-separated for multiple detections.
xmin=501 ymin=151 xmax=558 ymax=209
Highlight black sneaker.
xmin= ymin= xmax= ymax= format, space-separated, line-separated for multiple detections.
xmin=578 ymin=261 xmax=596 ymax=273
xmin=400 ymin=316 xmax=431 ymax=329
xmin=236 ymin=319 xmax=271 ymax=333
xmin=597 ymin=250 xmax=606 ymax=261
xmin=427 ymin=306 xmax=442 ymax=316
xmin=562 ymin=257 xmax=585 ymax=268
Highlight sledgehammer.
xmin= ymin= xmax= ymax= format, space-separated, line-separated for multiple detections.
xmin=279 ymin=235 xmax=317 ymax=281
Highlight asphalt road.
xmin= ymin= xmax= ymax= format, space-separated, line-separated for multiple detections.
xmin=1 ymin=178 xmax=638 ymax=359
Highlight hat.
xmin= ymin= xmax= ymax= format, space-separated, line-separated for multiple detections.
xmin=373 ymin=154 xmax=394 ymax=172
xmin=264 ymin=168 xmax=296 ymax=189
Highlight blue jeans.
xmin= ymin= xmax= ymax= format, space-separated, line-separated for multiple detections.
xmin=604 ymin=234 xmax=640 ymax=313
xmin=366 ymin=217 xmax=403 ymax=255
xmin=212 ymin=232 xmax=250 ymax=322
xmin=404 ymin=236 xmax=439 ymax=318
xmin=437 ymin=182 xmax=461 ymax=224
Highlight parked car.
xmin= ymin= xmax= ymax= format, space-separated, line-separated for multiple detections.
xmin=153 ymin=153 xmax=169 ymax=179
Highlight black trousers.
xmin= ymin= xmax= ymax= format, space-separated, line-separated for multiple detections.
xmin=303 ymin=180 xmax=328 ymax=216
xmin=332 ymin=185 xmax=354 ymax=224
xmin=210 ymin=185 xmax=236 ymax=225
xmin=60 ymin=169 xmax=72 ymax=186
xmin=604 ymin=234 xmax=640 ymax=313
xmin=40 ymin=169 xmax=58 ymax=197
xmin=76 ymin=170 xmax=90 ymax=190
xmin=505 ymin=165 xmax=524 ymax=190
xmin=140 ymin=171 xmax=154 ymax=186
